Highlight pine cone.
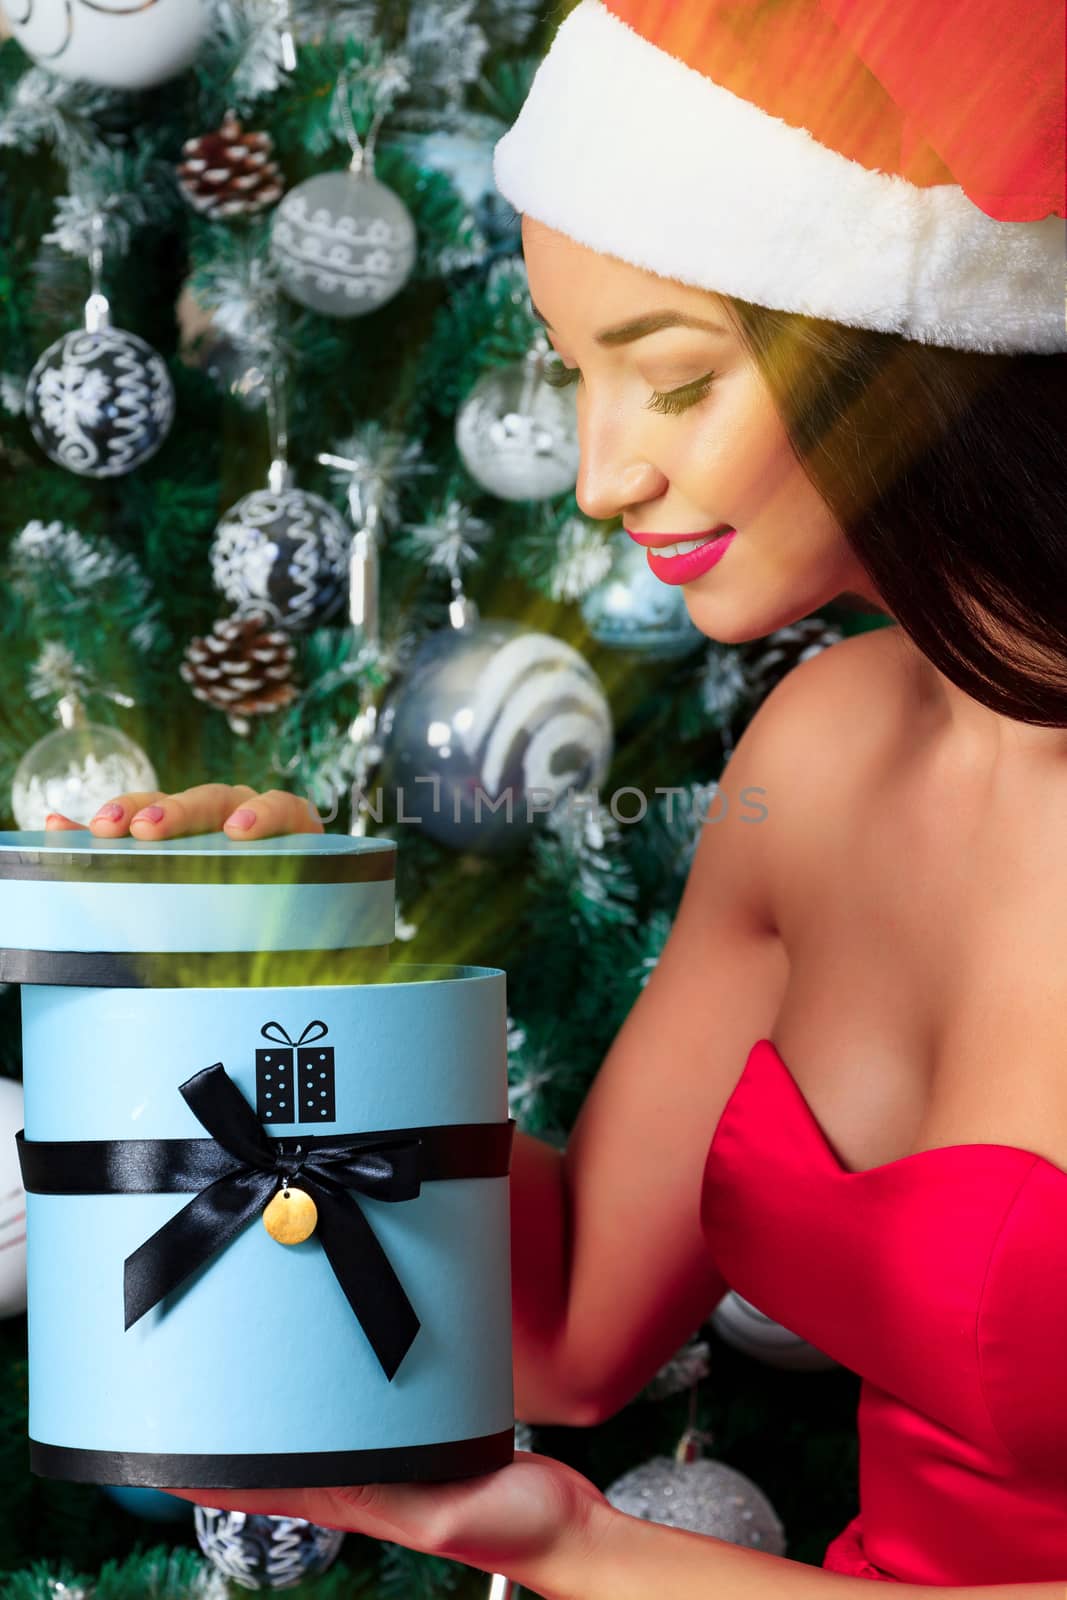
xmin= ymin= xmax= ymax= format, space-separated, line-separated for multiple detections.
xmin=738 ymin=615 xmax=845 ymax=706
xmin=180 ymin=613 xmax=298 ymax=730
xmin=177 ymin=113 xmax=285 ymax=220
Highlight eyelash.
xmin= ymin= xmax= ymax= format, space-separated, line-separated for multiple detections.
xmin=541 ymin=360 xmax=717 ymax=415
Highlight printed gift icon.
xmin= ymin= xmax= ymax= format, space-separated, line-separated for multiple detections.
xmin=256 ymin=1020 xmax=336 ymax=1125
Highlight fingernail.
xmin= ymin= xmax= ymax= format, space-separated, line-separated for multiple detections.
xmin=225 ymin=808 xmax=256 ymax=831
xmin=93 ymin=803 xmax=124 ymax=822
xmin=131 ymin=805 xmax=165 ymax=824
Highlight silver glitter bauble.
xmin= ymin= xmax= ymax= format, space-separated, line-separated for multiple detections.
xmin=605 ymin=1455 xmax=786 ymax=1554
xmin=195 ymin=1507 xmax=344 ymax=1590
xmin=25 ymin=327 xmax=175 ymax=478
xmin=455 ymin=352 xmax=579 ymax=502
xmin=581 ymin=531 xmax=705 ymax=660
xmin=380 ymin=618 xmax=613 ymax=854
xmin=12 ymin=721 xmax=158 ymax=828
xmin=0 ymin=0 xmax=209 ymax=89
xmin=710 ymin=1290 xmax=838 ymax=1372
xmin=270 ymin=168 xmax=418 ymax=317
xmin=210 ymin=486 xmax=351 ymax=631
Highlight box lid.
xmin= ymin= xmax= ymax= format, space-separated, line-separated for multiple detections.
xmin=0 ymin=831 xmax=397 ymax=979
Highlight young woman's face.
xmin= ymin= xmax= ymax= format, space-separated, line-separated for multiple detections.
xmin=522 ymin=217 xmax=885 ymax=642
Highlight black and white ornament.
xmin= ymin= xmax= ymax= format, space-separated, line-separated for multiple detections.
xmin=380 ymin=611 xmax=613 ymax=854
xmin=210 ymin=468 xmax=350 ymax=632
xmin=194 ymin=1506 xmax=344 ymax=1590
xmin=0 ymin=0 xmax=210 ymax=89
xmin=581 ymin=530 xmax=705 ymax=659
xmin=455 ymin=344 xmax=580 ymax=502
xmin=710 ymin=1290 xmax=838 ymax=1372
xmin=25 ymin=326 xmax=174 ymax=478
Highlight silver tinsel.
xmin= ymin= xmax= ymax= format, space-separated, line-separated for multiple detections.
xmin=605 ymin=1452 xmax=786 ymax=1555
xmin=641 ymin=1339 xmax=713 ymax=1401
xmin=0 ymin=67 xmax=115 ymax=163
xmin=396 ymin=496 xmax=492 ymax=579
xmin=548 ymin=517 xmax=614 ymax=603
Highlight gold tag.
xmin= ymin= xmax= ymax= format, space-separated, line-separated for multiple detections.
xmin=263 ymin=1185 xmax=318 ymax=1245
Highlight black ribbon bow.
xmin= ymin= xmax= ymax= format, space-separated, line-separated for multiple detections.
xmin=124 ymin=1063 xmax=423 ymax=1381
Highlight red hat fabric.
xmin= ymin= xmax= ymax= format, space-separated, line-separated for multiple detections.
xmin=493 ymin=0 xmax=1065 ymax=351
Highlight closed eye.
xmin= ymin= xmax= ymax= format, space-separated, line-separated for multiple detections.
xmin=541 ymin=358 xmax=717 ymax=416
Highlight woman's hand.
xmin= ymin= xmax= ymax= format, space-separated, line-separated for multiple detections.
xmin=169 ymin=1451 xmax=612 ymax=1597
xmin=43 ymin=783 xmax=323 ymax=840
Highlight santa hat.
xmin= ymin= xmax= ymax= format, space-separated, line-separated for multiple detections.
xmin=492 ymin=0 xmax=1065 ymax=353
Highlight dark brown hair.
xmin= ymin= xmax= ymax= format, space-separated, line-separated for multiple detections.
xmin=721 ymin=299 xmax=1067 ymax=726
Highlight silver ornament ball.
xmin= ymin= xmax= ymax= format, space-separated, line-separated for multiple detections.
xmin=581 ymin=531 xmax=706 ymax=659
xmin=26 ymin=327 xmax=175 ymax=479
xmin=210 ymin=486 xmax=351 ymax=631
xmin=381 ymin=618 xmax=613 ymax=854
xmin=12 ymin=721 xmax=158 ymax=829
xmin=606 ymin=1454 xmax=786 ymax=1554
xmin=195 ymin=1506 xmax=344 ymax=1590
xmin=455 ymin=354 xmax=580 ymax=502
xmin=271 ymin=169 xmax=417 ymax=317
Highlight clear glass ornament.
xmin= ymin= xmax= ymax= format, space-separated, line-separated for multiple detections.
xmin=12 ymin=719 xmax=158 ymax=829
xmin=580 ymin=530 xmax=706 ymax=659
xmin=455 ymin=347 xmax=579 ymax=502
xmin=194 ymin=1506 xmax=344 ymax=1590
xmin=379 ymin=615 xmax=613 ymax=854
xmin=271 ymin=167 xmax=417 ymax=317
xmin=25 ymin=326 xmax=175 ymax=478
xmin=0 ymin=0 xmax=209 ymax=89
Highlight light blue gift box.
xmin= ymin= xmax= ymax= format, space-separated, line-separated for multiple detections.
xmin=0 ymin=832 xmax=514 ymax=1489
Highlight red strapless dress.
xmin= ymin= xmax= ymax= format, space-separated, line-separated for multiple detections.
xmin=700 ymin=1038 xmax=1067 ymax=1585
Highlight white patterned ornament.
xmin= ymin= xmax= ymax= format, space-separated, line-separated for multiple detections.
xmin=210 ymin=481 xmax=351 ymax=631
xmin=710 ymin=1290 xmax=839 ymax=1372
xmin=455 ymin=347 xmax=579 ymax=502
xmin=380 ymin=617 xmax=613 ymax=854
xmin=0 ymin=0 xmax=210 ymax=89
xmin=25 ymin=327 xmax=175 ymax=478
xmin=271 ymin=167 xmax=417 ymax=318
xmin=11 ymin=720 xmax=158 ymax=829
xmin=194 ymin=1506 xmax=344 ymax=1590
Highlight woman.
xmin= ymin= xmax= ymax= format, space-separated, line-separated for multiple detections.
xmin=46 ymin=0 xmax=1067 ymax=1592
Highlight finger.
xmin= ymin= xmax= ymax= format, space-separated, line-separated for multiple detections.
xmin=127 ymin=784 xmax=258 ymax=839
xmin=84 ymin=793 xmax=168 ymax=836
xmin=44 ymin=813 xmax=88 ymax=831
xmin=221 ymin=788 xmax=325 ymax=840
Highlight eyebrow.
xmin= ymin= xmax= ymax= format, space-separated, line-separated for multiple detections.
xmin=529 ymin=302 xmax=729 ymax=346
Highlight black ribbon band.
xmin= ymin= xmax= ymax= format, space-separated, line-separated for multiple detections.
xmin=17 ymin=1065 xmax=514 ymax=1384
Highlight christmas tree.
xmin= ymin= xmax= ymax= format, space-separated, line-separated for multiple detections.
xmin=0 ymin=2 xmax=884 ymax=1594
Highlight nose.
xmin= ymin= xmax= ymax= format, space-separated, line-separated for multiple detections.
xmin=572 ymin=396 xmax=668 ymax=524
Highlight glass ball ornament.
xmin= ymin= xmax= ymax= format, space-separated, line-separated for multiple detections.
xmin=581 ymin=531 xmax=706 ymax=659
xmin=210 ymin=485 xmax=351 ymax=631
xmin=0 ymin=0 xmax=209 ymax=89
xmin=455 ymin=350 xmax=580 ymax=502
xmin=270 ymin=168 xmax=417 ymax=317
xmin=194 ymin=1506 xmax=344 ymax=1590
xmin=710 ymin=1289 xmax=838 ymax=1372
xmin=25 ymin=327 xmax=175 ymax=478
xmin=12 ymin=721 xmax=158 ymax=829
xmin=605 ymin=1453 xmax=786 ymax=1554
xmin=380 ymin=618 xmax=613 ymax=854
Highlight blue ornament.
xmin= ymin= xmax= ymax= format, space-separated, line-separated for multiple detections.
xmin=102 ymin=1484 xmax=192 ymax=1522
xmin=195 ymin=1506 xmax=345 ymax=1590
xmin=580 ymin=531 xmax=706 ymax=660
